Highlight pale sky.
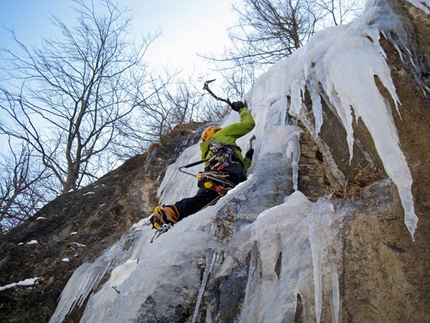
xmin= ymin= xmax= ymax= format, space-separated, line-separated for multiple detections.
xmin=0 ymin=0 xmax=237 ymax=74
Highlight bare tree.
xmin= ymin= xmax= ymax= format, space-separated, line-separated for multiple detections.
xmin=0 ymin=0 xmax=159 ymax=193
xmin=315 ymin=0 xmax=365 ymax=28
xmin=228 ymin=0 xmax=365 ymax=65
xmin=108 ymin=70 xmax=223 ymax=160
xmin=0 ymin=141 xmax=49 ymax=231
xmin=202 ymin=0 xmax=365 ymax=92
xmin=206 ymin=0 xmax=316 ymax=72
xmin=139 ymin=73 xmax=206 ymax=139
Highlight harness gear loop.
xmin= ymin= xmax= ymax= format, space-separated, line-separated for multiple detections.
xmin=177 ymin=141 xmax=242 ymax=195
xmin=206 ymin=141 xmax=243 ymax=172
xmin=196 ymin=171 xmax=236 ymax=196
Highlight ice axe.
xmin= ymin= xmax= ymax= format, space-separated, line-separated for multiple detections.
xmin=203 ymin=79 xmax=232 ymax=107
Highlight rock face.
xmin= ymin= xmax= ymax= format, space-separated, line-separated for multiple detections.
xmin=1 ymin=1 xmax=430 ymax=322
xmin=339 ymin=1 xmax=430 ymax=320
xmin=0 ymin=124 xmax=205 ymax=323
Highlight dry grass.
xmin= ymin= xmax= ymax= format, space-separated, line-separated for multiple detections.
xmin=147 ymin=143 xmax=159 ymax=155
xmin=160 ymin=122 xmax=206 ymax=143
xmin=333 ymin=164 xmax=381 ymax=199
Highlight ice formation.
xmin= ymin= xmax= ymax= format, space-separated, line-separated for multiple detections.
xmin=49 ymin=1 xmax=426 ymax=322
xmin=245 ymin=0 xmax=420 ymax=239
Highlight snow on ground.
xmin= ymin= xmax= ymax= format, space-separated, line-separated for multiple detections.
xmin=0 ymin=277 xmax=39 ymax=292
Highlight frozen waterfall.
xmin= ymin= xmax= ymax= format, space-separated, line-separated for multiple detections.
xmin=49 ymin=0 xmax=426 ymax=322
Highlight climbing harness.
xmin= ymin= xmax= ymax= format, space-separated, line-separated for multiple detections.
xmin=179 ymin=142 xmax=241 ymax=173
xmin=197 ymin=171 xmax=236 ymax=196
xmin=178 ymin=141 xmax=241 ymax=197
xmin=206 ymin=141 xmax=243 ymax=171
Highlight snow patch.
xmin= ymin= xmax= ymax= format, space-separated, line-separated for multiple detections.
xmin=27 ymin=240 xmax=38 ymax=245
xmin=0 ymin=277 xmax=39 ymax=292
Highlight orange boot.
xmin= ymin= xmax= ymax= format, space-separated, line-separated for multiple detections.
xmin=150 ymin=205 xmax=180 ymax=229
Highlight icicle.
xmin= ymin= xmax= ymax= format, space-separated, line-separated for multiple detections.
xmin=48 ymin=262 xmax=110 ymax=323
xmin=285 ymin=131 xmax=301 ymax=191
xmin=191 ymin=250 xmax=220 ymax=323
xmin=49 ymin=231 xmax=142 ymax=323
xmin=307 ymin=197 xmax=343 ymax=323
xmin=243 ymin=241 xmax=258 ymax=309
xmin=308 ymin=78 xmax=324 ymax=134
xmin=330 ymin=264 xmax=340 ymax=323
xmin=307 ymin=205 xmax=323 ymax=323
xmin=279 ymin=87 xmax=291 ymax=125
xmin=406 ymin=0 xmax=430 ymax=14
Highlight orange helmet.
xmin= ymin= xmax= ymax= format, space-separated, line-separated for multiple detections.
xmin=202 ymin=126 xmax=221 ymax=142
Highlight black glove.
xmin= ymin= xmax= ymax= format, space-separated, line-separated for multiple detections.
xmin=231 ymin=101 xmax=245 ymax=112
xmin=245 ymin=148 xmax=254 ymax=160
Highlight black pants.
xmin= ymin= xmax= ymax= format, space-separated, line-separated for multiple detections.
xmin=174 ymin=163 xmax=247 ymax=220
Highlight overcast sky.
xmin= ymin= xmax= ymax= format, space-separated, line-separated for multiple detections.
xmin=0 ymin=0 xmax=237 ymax=74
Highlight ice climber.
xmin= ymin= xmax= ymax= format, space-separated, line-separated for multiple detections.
xmin=148 ymin=101 xmax=255 ymax=230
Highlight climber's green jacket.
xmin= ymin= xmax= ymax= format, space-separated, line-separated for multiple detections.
xmin=200 ymin=107 xmax=255 ymax=171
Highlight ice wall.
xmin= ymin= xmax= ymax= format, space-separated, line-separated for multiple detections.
xmin=245 ymin=0 xmax=420 ymax=240
xmin=49 ymin=1 xmax=426 ymax=322
xmin=236 ymin=192 xmax=346 ymax=323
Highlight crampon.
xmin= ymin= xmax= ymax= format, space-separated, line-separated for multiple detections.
xmin=150 ymin=223 xmax=172 ymax=243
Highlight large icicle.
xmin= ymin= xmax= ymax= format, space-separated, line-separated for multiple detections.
xmin=247 ymin=1 xmax=419 ymax=239
xmin=285 ymin=131 xmax=301 ymax=191
xmin=237 ymin=191 xmax=345 ymax=323
xmin=307 ymin=197 xmax=344 ymax=323
xmin=405 ymin=0 xmax=430 ymax=14
xmin=49 ymin=262 xmax=109 ymax=323
xmin=49 ymin=231 xmax=143 ymax=323
xmin=319 ymin=4 xmax=418 ymax=239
